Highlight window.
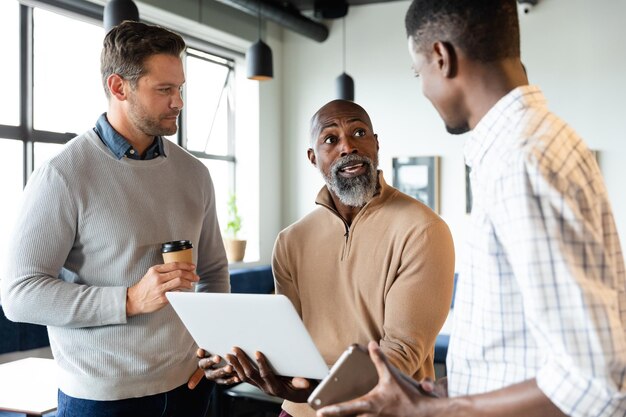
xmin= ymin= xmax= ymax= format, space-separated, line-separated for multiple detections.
xmin=0 ymin=1 xmax=20 ymax=127
xmin=182 ymin=49 xmax=236 ymax=237
xmin=0 ymin=0 xmax=257 ymax=265
xmin=0 ymin=1 xmax=21 ymax=264
xmin=33 ymin=8 xmax=107 ymax=134
xmin=185 ymin=50 xmax=232 ymax=156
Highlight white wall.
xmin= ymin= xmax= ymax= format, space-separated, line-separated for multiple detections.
xmin=280 ymin=0 xmax=626 ymax=270
xmin=256 ymin=26 xmax=284 ymax=263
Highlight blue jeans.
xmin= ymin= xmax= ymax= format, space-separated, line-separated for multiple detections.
xmin=56 ymin=378 xmax=214 ymax=417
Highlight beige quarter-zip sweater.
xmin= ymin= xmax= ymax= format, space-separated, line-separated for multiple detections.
xmin=273 ymin=172 xmax=455 ymax=417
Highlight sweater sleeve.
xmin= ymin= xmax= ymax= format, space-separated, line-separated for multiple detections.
xmin=271 ymin=231 xmax=302 ymax=316
xmin=1 ymin=164 xmax=127 ymax=328
xmin=194 ymin=170 xmax=230 ymax=294
xmin=380 ymin=218 xmax=455 ymax=378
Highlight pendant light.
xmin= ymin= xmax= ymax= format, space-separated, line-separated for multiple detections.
xmin=103 ymin=0 xmax=139 ymax=32
xmin=335 ymin=17 xmax=354 ymax=101
xmin=246 ymin=5 xmax=273 ymax=81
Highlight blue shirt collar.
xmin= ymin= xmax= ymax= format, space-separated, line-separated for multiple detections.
xmin=94 ymin=113 xmax=167 ymax=160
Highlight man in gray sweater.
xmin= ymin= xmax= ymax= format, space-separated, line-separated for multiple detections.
xmin=1 ymin=21 xmax=229 ymax=416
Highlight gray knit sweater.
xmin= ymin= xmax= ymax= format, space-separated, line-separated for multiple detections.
xmin=1 ymin=129 xmax=230 ymax=400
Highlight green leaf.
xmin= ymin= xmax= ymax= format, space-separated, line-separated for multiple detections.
xmin=224 ymin=193 xmax=242 ymax=238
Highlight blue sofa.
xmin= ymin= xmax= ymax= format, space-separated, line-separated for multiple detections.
xmin=229 ymin=265 xmax=275 ymax=294
xmin=0 ymin=306 xmax=49 ymax=355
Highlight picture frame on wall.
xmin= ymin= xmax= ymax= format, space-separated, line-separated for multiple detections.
xmin=392 ymin=156 xmax=440 ymax=213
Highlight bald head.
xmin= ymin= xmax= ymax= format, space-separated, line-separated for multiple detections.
xmin=310 ymin=100 xmax=374 ymax=146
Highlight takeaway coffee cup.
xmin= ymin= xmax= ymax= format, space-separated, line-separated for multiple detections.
xmin=161 ymin=240 xmax=194 ymax=264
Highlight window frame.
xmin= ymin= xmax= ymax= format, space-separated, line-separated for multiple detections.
xmin=181 ymin=48 xmax=237 ymax=192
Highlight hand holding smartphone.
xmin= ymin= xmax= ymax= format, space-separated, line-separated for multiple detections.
xmin=307 ymin=344 xmax=378 ymax=410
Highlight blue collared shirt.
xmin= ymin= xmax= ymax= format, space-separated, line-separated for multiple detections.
xmin=94 ymin=113 xmax=166 ymax=160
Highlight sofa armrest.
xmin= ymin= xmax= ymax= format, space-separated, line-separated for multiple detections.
xmin=229 ymin=265 xmax=275 ymax=294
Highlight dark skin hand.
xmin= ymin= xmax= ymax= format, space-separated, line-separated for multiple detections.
xmin=317 ymin=341 xmax=567 ymax=417
xmin=195 ymin=348 xmax=241 ymax=386
xmin=317 ymin=341 xmax=445 ymax=417
xmin=226 ymin=346 xmax=316 ymax=402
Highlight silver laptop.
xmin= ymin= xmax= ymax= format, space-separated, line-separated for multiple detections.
xmin=166 ymin=292 xmax=330 ymax=379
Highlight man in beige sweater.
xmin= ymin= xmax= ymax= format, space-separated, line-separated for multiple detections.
xmin=198 ymin=99 xmax=455 ymax=417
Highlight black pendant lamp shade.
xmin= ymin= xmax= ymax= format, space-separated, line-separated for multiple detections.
xmin=336 ymin=72 xmax=354 ymax=101
xmin=103 ymin=0 xmax=139 ymax=32
xmin=246 ymin=39 xmax=274 ymax=81
xmin=247 ymin=4 xmax=274 ymax=81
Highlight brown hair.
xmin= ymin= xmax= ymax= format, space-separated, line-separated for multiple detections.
xmin=100 ymin=21 xmax=186 ymax=98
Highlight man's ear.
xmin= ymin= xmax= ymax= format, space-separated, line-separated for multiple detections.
xmin=307 ymin=148 xmax=317 ymax=167
xmin=433 ymin=41 xmax=458 ymax=78
xmin=374 ymin=133 xmax=379 ymax=151
xmin=107 ymin=74 xmax=128 ymax=101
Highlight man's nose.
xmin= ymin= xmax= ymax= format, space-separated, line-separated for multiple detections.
xmin=339 ymin=137 xmax=358 ymax=157
xmin=171 ymin=90 xmax=184 ymax=110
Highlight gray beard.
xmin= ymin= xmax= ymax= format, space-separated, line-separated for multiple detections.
xmin=322 ymin=154 xmax=379 ymax=207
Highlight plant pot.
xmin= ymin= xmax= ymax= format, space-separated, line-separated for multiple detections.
xmin=224 ymin=238 xmax=247 ymax=263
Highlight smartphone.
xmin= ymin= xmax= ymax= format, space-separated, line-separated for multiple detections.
xmin=307 ymin=344 xmax=378 ymax=410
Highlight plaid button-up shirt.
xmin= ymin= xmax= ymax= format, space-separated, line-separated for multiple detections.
xmin=448 ymin=85 xmax=626 ymax=416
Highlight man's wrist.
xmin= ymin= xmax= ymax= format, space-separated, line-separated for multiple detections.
xmin=126 ymin=287 xmax=138 ymax=317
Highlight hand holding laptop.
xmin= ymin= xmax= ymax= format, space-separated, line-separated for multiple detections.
xmin=166 ymin=293 xmax=330 ymax=380
xmin=225 ymin=346 xmax=317 ymax=403
xmin=195 ymin=344 xmax=316 ymax=402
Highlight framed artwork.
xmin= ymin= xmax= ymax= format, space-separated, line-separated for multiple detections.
xmin=392 ymin=156 xmax=440 ymax=213
xmin=465 ymin=164 xmax=472 ymax=214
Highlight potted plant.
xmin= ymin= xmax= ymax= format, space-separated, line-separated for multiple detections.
xmin=223 ymin=193 xmax=247 ymax=262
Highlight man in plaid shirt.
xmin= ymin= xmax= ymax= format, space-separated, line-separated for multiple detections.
xmin=317 ymin=1 xmax=626 ymax=416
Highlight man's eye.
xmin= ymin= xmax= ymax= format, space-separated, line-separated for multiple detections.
xmin=354 ymin=129 xmax=366 ymax=137
xmin=159 ymin=88 xmax=171 ymax=93
xmin=323 ymin=136 xmax=336 ymax=144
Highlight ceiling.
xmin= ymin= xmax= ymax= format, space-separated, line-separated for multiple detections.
xmin=286 ymin=0 xmax=403 ymax=12
xmin=219 ymin=0 xmax=534 ymax=42
xmin=273 ymin=0 xmax=404 ymax=19
xmin=216 ymin=0 xmax=404 ymax=42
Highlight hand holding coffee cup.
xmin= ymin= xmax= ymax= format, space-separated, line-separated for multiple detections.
xmin=126 ymin=241 xmax=197 ymax=316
